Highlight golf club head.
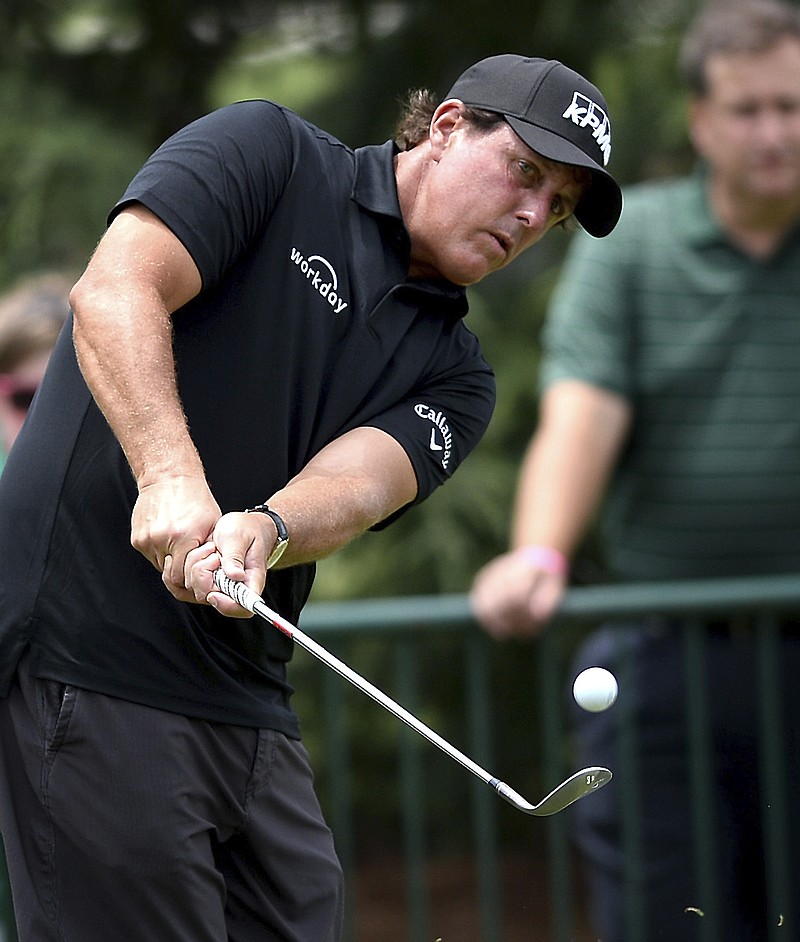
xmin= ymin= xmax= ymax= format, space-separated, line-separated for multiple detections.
xmin=494 ymin=766 xmax=612 ymax=816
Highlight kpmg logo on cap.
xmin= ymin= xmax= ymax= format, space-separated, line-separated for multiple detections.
xmin=562 ymin=92 xmax=612 ymax=166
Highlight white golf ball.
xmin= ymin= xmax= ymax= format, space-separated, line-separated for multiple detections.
xmin=573 ymin=667 xmax=618 ymax=713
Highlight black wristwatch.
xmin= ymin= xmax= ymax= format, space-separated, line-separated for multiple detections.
xmin=244 ymin=503 xmax=289 ymax=569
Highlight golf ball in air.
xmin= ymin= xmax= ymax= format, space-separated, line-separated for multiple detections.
xmin=573 ymin=667 xmax=618 ymax=712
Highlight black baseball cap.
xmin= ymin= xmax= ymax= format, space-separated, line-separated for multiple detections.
xmin=446 ymin=55 xmax=623 ymax=237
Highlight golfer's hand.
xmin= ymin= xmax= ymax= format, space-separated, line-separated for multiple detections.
xmin=470 ymin=551 xmax=566 ymax=639
xmin=131 ymin=475 xmax=221 ymax=602
xmin=183 ymin=511 xmax=277 ymax=618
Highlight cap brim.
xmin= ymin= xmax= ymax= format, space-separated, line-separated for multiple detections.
xmin=505 ymin=115 xmax=623 ymax=237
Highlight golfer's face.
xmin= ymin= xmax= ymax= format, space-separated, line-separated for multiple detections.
xmin=691 ymin=37 xmax=800 ymax=204
xmin=409 ymin=119 xmax=587 ymax=285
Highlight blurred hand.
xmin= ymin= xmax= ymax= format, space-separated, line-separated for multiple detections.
xmin=470 ymin=550 xmax=567 ymax=639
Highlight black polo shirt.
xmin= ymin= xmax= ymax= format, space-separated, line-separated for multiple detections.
xmin=0 ymin=101 xmax=495 ymax=730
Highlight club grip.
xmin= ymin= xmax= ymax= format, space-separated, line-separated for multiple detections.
xmin=212 ymin=569 xmax=259 ymax=613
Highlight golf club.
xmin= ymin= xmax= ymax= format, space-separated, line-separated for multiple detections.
xmin=213 ymin=569 xmax=612 ymax=816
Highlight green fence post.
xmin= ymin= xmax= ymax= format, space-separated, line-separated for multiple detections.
xmin=466 ymin=631 xmax=502 ymax=942
xmin=0 ymin=844 xmax=16 ymax=942
xmin=684 ymin=620 xmax=721 ymax=942
xmin=539 ymin=625 xmax=575 ymax=942
xmin=756 ymin=616 xmax=793 ymax=940
xmin=395 ymin=638 xmax=429 ymax=942
xmin=322 ymin=657 xmax=357 ymax=941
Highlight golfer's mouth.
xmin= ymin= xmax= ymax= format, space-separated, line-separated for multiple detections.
xmin=487 ymin=230 xmax=512 ymax=256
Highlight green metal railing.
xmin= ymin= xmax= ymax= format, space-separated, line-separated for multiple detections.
xmin=294 ymin=573 xmax=800 ymax=942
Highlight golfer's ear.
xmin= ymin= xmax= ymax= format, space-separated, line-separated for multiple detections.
xmin=429 ymin=99 xmax=466 ymax=159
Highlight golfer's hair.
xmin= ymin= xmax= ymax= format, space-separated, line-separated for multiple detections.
xmin=680 ymin=0 xmax=800 ymax=95
xmin=394 ymin=89 xmax=506 ymax=151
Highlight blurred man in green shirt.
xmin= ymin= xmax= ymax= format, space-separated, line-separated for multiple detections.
xmin=472 ymin=2 xmax=800 ymax=939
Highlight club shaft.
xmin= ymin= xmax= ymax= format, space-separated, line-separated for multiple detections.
xmin=213 ymin=571 xmax=494 ymax=783
xmin=254 ymin=598 xmax=496 ymax=785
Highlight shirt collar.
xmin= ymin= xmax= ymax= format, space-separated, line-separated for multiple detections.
xmin=683 ymin=163 xmax=725 ymax=249
xmin=352 ymin=140 xmax=469 ymax=319
xmin=352 ymin=140 xmax=404 ymax=220
xmin=685 ymin=162 xmax=800 ymax=255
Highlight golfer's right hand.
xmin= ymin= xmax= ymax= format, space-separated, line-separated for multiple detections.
xmin=131 ymin=474 xmax=221 ymax=602
xmin=182 ymin=511 xmax=277 ymax=618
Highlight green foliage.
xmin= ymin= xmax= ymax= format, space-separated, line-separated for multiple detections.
xmin=0 ymin=70 xmax=147 ymax=288
xmin=593 ymin=4 xmax=698 ymax=184
xmin=0 ymin=0 xmax=278 ymax=144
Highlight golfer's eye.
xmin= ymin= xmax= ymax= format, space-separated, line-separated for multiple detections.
xmin=729 ymin=101 xmax=759 ymax=119
xmin=518 ymin=159 xmax=536 ymax=178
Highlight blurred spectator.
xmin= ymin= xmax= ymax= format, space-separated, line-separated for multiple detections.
xmin=471 ymin=1 xmax=800 ymax=939
xmin=0 ymin=272 xmax=69 ymax=941
xmin=0 ymin=273 xmax=71 ymax=470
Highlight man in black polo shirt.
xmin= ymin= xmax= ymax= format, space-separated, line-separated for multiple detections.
xmin=0 ymin=55 xmax=620 ymax=941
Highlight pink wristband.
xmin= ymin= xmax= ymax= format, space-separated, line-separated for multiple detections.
xmin=515 ymin=545 xmax=569 ymax=577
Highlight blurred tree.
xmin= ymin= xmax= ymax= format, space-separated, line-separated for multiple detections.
xmin=0 ymin=73 xmax=147 ymax=286
xmin=0 ymin=0 xmax=282 ymax=144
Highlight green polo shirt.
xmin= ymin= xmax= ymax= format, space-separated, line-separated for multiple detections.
xmin=541 ymin=169 xmax=800 ymax=581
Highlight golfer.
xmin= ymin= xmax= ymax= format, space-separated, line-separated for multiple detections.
xmin=0 ymin=55 xmax=620 ymax=941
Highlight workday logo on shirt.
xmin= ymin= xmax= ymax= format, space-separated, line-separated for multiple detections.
xmin=414 ymin=403 xmax=453 ymax=470
xmin=290 ymin=248 xmax=349 ymax=314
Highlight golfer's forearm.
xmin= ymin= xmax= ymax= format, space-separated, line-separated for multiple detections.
xmin=69 ymin=206 xmax=206 ymax=487
xmin=265 ymin=427 xmax=418 ymax=567
xmin=72 ymin=295 xmax=203 ymax=486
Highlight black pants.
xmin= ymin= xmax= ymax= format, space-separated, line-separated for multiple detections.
xmin=570 ymin=622 xmax=800 ymax=942
xmin=0 ymin=655 xmax=344 ymax=942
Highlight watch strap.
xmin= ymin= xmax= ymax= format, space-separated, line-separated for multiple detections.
xmin=244 ymin=503 xmax=289 ymax=569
